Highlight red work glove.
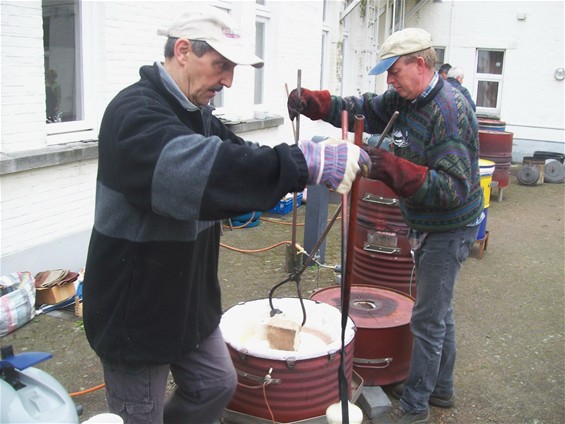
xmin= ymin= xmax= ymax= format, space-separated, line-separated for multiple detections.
xmin=287 ymin=89 xmax=331 ymax=121
xmin=363 ymin=146 xmax=428 ymax=198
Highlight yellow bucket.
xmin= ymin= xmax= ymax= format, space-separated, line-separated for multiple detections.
xmin=479 ymin=159 xmax=495 ymax=208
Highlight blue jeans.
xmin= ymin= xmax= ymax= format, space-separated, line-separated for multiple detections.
xmin=101 ymin=327 xmax=237 ymax=424
xmin=400 ymin=225 xmax=478 ymax=414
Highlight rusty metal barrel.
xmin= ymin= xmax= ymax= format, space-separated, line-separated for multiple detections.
xmin=311 ymin=285 xmax=414 ymax=387
xmin=352 ymin=178 xmax=416 ymax=297
xmin=221 ymin=298 xmax=356 ymax=423
xmin=479 ymin=130 xmax=513 ymax=190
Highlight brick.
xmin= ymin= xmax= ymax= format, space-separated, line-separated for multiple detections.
xmin=266 ymin=315 xmax=301 ymax=351
xmin=357 ymin=386 xmax=392 ymax=419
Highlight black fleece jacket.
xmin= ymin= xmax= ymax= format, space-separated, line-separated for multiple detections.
xmin=83 ymin=62 xmax=307 ymax=364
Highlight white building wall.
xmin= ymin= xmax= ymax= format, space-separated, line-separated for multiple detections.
xmin=259 ymin=1 xmax=343 ymax=144
xmin=342 ymin=0 xmax=564 ymax=159
xmin=405 ymin=0 xmax=565 ymax=158
xmin=0 ymin=1 xmax=338 ymax=273
xmin=1 ymin=1 xmax=46 ymax=152
xmin=0 ymin=160 xmax=97 ymax=274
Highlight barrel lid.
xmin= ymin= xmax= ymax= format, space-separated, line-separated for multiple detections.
xmin=478 ymin=129 xmax=513 ymax=135
xmin=517 ymin=165 xmax=540 ymax=185
xmin=311 ymin=285 xmax=413 ymax=329
xmin=533 ymin=151 xmax=565 ymax=163
xmin=479 ymin=159 xmax=496 ymax=176
xmin=544 ymin=160 xmax=565 ymax=183
xmin=477 ymin=118 xmax=506 ymax=125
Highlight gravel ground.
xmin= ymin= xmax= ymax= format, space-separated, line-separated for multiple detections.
xmin=2 ymin=166 xmax=564 ymax=424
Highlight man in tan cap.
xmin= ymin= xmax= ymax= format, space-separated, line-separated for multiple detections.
xmin=83 ymin=5 xmax=369 ymax=424
xmin=288 ymin=27 xmax=483 ymax=424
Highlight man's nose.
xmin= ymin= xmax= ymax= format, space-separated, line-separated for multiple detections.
xmin=221 ymin=69 xmax=234 ymax=88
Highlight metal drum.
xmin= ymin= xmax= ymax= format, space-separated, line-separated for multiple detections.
xmin=479 ymin=130 xmax=513 ymax=189
xmin=311 ymin=285 xmax=414 ymax=386
xmin=220 ymin=298 xmax=355 ymax=423
xmin=353 ymin=178 xmax=416 ymax=296
xmin=477 ymin=118 xmax=506 ymax=132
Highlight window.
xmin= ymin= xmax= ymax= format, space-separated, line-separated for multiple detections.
xmin=320 ymin=0 xmax=330 ymax=90
xmin=212 ymin=2 xmax=271 ymax=120
xmin=42 ymin=0 xmax=96 ymax=143
xmin=254 ymin=20 xmax=266 ymax=104
xmin=210 ymin=5 xmax=232 ymax=109
xmin=475 ymin=49 xmax=505 ymax=116
xmin=434 ymin=47 xmax=446 ymax=71
xmin=43 ymin=0 xmax=81 ymax=124
xmin=320 ymin=31 xmax=329 ymax=90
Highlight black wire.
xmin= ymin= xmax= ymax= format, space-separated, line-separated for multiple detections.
xmin=268 ymin=276 xmax=292 ymax=315
xmin=268 ymin=272 xmax=307 ymax=326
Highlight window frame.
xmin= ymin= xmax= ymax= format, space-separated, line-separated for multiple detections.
xmin=254 ymin=18 xmax=267 ymax=105
xmin=474 ymin=48 xmax=505 ymax=118
xmin=320 ymin=0 xmax=330 ymax=90
xmin=434 ymin=47 xmax=446 ymax=72
xmin=44 ymin=0 xmax=98 ymax=144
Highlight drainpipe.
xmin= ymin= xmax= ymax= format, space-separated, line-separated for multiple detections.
xmin=448 ymin=0 xmax=455 ymax=62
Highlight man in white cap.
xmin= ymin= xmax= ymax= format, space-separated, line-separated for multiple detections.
xmin=83 ymin=5 xmax=369 ymax=424
xmin=288 ymin=28 xmax=483 ymax=424
xmin=446 ymin=66 xmax=476 ymax=111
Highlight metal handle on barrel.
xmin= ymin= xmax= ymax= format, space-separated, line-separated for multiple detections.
xmin=353 ymin=356 xmax=393 ymax=369
xmin=361 ymin=193 xmax=399 ymax=206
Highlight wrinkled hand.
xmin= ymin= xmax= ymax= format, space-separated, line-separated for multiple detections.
xmin=299 ymin=138 xmax=371 ymax=194
xmin=287 ymin=89 xmax=331 ymax=121
xmin=361 ymin=145 xmax=428 ymax=198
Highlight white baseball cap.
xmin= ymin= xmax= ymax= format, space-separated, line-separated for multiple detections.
xmin=158 ymin=6 xmax=264 ymax=68
xmin=369 ymin=28 xmax=433 ymax=75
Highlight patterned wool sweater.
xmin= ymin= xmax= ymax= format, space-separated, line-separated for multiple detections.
xmin=324 ymin=77 xmax=483 ymax=232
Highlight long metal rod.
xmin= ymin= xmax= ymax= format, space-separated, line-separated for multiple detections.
xmin=339 ymin=110 xmax=351 ymax=424
xmin=340 ymin=110 xmax=349 ymax=277
xmin=339 ymin=114 xmax=365 ymax=424
xmin=376 ymin=110 xmax=400 ymax=149
xmin=291 ymin=70 xmax=302 ymax=267
xmin=284 ymin=83 xmax=297 ymax=140
xmin=343 ymin=115 xmax=365 ymax=310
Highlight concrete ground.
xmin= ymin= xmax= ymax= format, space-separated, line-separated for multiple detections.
xmin=2 ymin=167 xmax=564 ymax=424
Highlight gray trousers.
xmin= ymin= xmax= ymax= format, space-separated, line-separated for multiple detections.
xmin=101 ymin=327 xmax=237 ymax=424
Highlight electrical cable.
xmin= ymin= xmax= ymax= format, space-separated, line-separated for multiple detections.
xmin=259 ymin=217 xmax=305 ymax=226
xmin=263 ymin=382 xmax=275 ymax=424
xmin=68 ymin=383 xmax=105 ymax=397
xmin=220 ymin=240 xmax=291 ymax=253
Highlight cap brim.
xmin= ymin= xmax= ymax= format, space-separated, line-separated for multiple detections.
xmin=368 ymin=56 xmax=399 ymax=75
xmin=208 ymin=42 xmax=264 ymax=68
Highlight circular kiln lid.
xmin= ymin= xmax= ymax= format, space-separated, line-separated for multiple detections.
xmin=220 ymin=298 xmax=355 ymax=361
xmin=311 ymin=285 xmax=413 ymax=329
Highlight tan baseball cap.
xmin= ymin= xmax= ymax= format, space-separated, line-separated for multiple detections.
xmin=369 ymin=28 xmax=433 ymax=75
xmin=158 ymin=6 xmax=264 ymax=68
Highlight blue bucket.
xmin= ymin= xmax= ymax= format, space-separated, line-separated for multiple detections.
xmin=477 ymin=208 xmax=489 ymax=241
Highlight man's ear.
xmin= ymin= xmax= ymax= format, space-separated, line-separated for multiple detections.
xmin=416 ymin=56 xmax=427 ymax=74
xmin=174 ymin=39 xmax=191 ymax=64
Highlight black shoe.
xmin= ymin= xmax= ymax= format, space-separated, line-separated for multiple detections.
xmin=389 ymin=405 xmax=429 ymax=424
xmin=391 ymin=383 xmax=455 ymax=408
